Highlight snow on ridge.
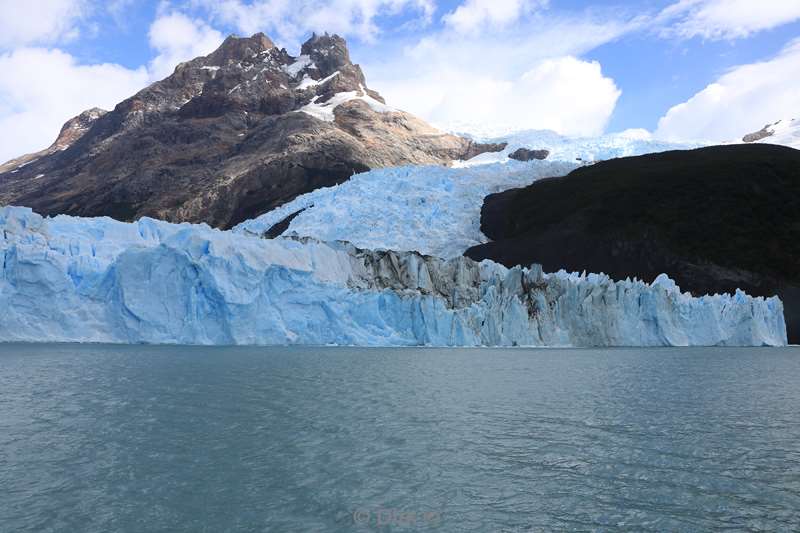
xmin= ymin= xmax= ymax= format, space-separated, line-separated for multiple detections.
xmin=296 ymin=71 xmax=340 ymax=90
xmin=748 ymin=118 xmax=800 ymax=149
xmin=295 ymin=85 xmax=395 ymax=122
xmin=13 ymin=157 xmax=38 ymax=170
xmin=283 ymin=55 xmax=314 ymax=77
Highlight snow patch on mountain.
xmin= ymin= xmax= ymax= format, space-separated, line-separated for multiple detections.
xmin=741 ymin=118 xmax=800 ymax=149
xmin=283 ymin=54 xmax=314 ymax=77
xmin=0 ymin=206 xmax=786 ymax=346
xmin=296 ymin=86 xmax=395 ymax=122
xmin=296 ymin=71 xmax=340 ymax=90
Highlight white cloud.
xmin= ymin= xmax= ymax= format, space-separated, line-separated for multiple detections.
xmin=0 ymin=0 xmax=86 ymax=48
xmin=193 ymin=0 xmax=435 ymax=44
xmin=0 ymin=11 xmax=226 ymax=163
xmin=617 ymin=128 xmax=653 ymax=141
xmin=660 ymin=0 xmax=800 ymax=40
xmin=0 ymin=1 xmax=634 ymax=163
xmin=655 ymin=39 xmax=800 ymax=141
xmin=367 ymin=11 xmax=634 ymax=136
xmin=378 ymin=56 xmax=619 ymax=137
xmin=443 ymin=0 xmax=547 ymax=33
xmin=515 ymin=57 xmax=620 ymax=135
xmin=148 ymin=12 xmax=224 ymax=80
xmin=0 ymin=48 xmax=149 ymax=162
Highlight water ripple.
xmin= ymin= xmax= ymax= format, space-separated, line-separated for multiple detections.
xmin=1 ymin=345 xmax=799 ymax=532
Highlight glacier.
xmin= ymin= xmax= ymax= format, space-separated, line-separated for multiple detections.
xmin=234 ymin=161 xmax=579 ymax=258
xmin=0 ymin=207 xmax=787 ymax=346
xmin=235 ymin=130 xmax=700 ymax=258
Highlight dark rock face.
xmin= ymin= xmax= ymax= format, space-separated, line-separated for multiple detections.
xmin=301 ymin=34 xmax=356 ymax=82
xmin=465 ymin=144 xmax=800 ymax=342
xmin=461 ymin=142 xmax=507 ymax=160
xmin=262 ymin=207 xmax=308 ymax=238
xmin=508 ymin=148 xmax=549 ymax=161
xmin=0 ymin=32 xmax=502 ymax=229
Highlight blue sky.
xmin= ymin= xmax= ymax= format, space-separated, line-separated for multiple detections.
xmin=0 ymin=0 xmax=799 ymax=161
xmin=587 ymin=15 xmax=800 ymax=132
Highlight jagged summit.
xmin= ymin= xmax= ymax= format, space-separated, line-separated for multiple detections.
xmin=301 ymin=33 xmax=352 ymax=74
xmin=0 ymin=32 xmax=502 ymax=228
xmin=206 ymin=32 xmax=276 ymax=65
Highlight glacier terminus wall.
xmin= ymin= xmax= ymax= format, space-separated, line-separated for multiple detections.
xmin=0 ymin=207 xmax=786 ymax=346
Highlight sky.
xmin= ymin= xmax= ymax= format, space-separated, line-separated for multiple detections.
xmin=0 ymin=0 xmax=798 ymax=162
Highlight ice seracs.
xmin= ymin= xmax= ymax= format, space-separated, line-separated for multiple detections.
xmin=0 ymin=206 xmax=786 ymax=346
xmin=235 ymin=161 xmax=580 ymax=258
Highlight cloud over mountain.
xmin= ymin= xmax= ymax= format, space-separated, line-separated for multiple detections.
xmin=656 ymin=38 xmax=800 ymax=141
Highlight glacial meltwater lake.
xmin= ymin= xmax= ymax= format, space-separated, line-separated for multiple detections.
xmin=1 ymin=345 xmax=799 ymax=532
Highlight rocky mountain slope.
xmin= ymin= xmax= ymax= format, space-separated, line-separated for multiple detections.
xmin=0 ymin=108 xmax=108 ymax=175
xmin=0 ymin=33 xmax=500 ymax=229
xmin=465 ymin=144 xmax=800 ymax=342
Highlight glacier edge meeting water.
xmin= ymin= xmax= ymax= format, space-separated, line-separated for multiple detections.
xmin=0 ymin=206 xmax=787 ymax=347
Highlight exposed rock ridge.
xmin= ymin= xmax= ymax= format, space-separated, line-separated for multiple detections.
xmin=0 ymin=108 xmax=107 ymax=174
xmin=0 ymin=32 xmax=503 ymax=229
xmin=509 ymin=147 xmax=549 ymax=161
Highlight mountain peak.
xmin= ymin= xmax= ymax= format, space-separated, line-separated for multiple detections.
xmin=0 ymin=29 xmax=504 ymax=228
xmin=300 ymin=33 xmax=351 ymax=74
xmin=206 ymin=32 xmax=276 ymax=65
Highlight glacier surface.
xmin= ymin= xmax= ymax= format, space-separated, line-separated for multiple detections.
xmin=0 ymin=207 xmax=787 ymax=346
xmin=235 ymin=161 xmax=579 ymax=258
xmin=235 ymin=130 xmax=700 ymax=258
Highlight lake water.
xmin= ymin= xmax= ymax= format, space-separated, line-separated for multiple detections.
xmin=1 ymin=344 xmax=799 ymax=532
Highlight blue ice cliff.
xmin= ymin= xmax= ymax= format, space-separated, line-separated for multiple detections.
xmin=0 ymin=206 xmax=786 ymax=346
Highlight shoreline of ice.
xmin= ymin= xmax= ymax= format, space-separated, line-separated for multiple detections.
xmin=0 ymin=206 xmax=787 ymax=347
